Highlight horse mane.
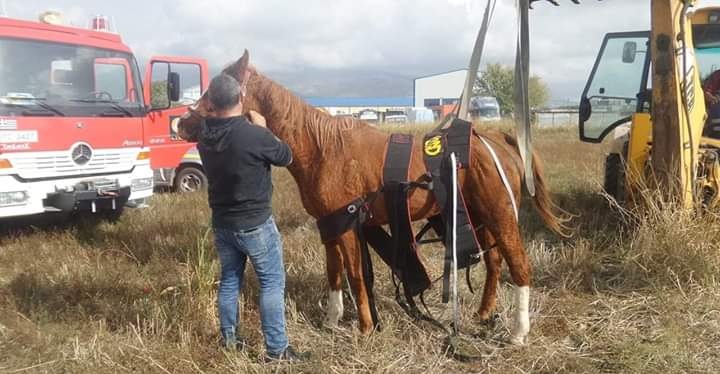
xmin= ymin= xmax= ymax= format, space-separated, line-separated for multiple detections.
xmin=248 ymin=70 xmax=375 ymax=156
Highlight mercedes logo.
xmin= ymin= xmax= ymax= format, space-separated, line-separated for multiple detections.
xmin=71 ymin=144 xmax=93 ymax=165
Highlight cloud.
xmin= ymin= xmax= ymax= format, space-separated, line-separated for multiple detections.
xmin=7 ymin=0 xmax=720 ymax=101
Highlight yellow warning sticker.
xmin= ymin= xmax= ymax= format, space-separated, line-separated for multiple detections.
xmin=424 ymin=135 xmax=442 ymax=156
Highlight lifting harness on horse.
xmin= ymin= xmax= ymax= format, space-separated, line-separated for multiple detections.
xmin=316 ymin=117 xmax=516 ymax=330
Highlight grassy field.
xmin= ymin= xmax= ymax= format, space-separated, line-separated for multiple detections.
xmin=1 ymin=124 xmax=720 ymax=373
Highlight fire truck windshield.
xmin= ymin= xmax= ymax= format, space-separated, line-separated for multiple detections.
xmin=0 ymin=37 xmax=144 ymax=117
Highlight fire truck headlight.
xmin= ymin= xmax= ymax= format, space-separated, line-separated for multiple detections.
xmin=131 ymin=177 xmax=153 ymax=191
xmin=0 ymin=159 xmax=13 ymax=169
xmin=0 ymin=191 xmax=29 ymax=207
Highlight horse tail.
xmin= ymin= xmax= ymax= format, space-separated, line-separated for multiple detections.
xmin=529 ymin=150 xmax=575 ymax=238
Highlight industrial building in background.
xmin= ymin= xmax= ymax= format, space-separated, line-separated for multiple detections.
xmin=307 ymin=68 xmax=505 ymax=124
xmin=304 ymin=96 xmax=435 ymax=124
xmin=414 ymin=68 xmax=502 ymax=121
xmin=305 ymin=97 xmax=410 ymax=118
xmin=413 ymin=68 xmax=466 ymax=118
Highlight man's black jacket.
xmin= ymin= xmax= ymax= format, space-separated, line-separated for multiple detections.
xmin=197 ymin=115 xmax=292 ymax=231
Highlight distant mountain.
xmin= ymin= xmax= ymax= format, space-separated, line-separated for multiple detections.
xmin=264 ymin=68 xmax=415 ymax=98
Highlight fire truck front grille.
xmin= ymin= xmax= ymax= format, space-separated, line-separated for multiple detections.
xmin=90 ymin=179 xmax=120 ymax=191
xmin=10 ymin=149 xmax=138 ymax=180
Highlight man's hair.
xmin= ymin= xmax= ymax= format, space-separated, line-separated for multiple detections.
xmin=208 ymin=74 xmax=241 ymax=112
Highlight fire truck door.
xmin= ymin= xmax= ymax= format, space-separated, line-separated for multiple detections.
xmin=143 ymin=56 xmax=209 ymax=170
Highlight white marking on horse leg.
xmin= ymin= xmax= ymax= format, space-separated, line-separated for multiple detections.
xmin=509 ymin=286 xmax=530 ymax=345
xmin=323 ymin=289 xmax=343 ymax=328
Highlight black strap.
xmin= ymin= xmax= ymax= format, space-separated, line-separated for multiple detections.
xmin=374 ymin=133 xmax=433 ymax=298
xmin=383 ymin=134 xmax=414 ymax=183
xmin=363 ymin=226 xmax=431 ymax=297
xmin=422 ymin=119 xmax=483 ymax=304
xmin=466 ymin=265 xmax=475 ymax=294
xmin=415 ymin=216 xmax=444 ymax=245
xmin=445 ymin=119 xmax=472 ymax=168
xmin=356 ymin=210 xmax=380 ymax=329
xmin=316 ymin=197 xmax=365 ymax=243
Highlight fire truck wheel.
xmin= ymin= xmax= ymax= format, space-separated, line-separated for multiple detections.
xmin=174 ymin=166 xmax=207 ymax=193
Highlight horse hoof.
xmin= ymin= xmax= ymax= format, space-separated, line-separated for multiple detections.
xmin=322 ymin=321 xmax=350 ymax=335
xmin=322 ymin=320 xmax=339 ymax=330
xmin=358 ymin=323 xmax=374 ymax=336
xmin=478 ymin=313 xmax=500 ymax=327
xmin=508 ymin=334 xmax=528 ymax=345
xmin=359 ymin=328 xmax=373 ymax=336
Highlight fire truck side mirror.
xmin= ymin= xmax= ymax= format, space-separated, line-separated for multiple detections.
xmin=168 ymin=72 xmax=181 ymax=102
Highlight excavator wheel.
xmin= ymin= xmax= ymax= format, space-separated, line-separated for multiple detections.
xmin=603 ymin=153 xmax=625 ymax=203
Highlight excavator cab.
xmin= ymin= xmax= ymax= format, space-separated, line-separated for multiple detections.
xmin=579 ymin=7 xmax=720 ymax=205
xmin=578 ymin=31 xmax=651 ymax=144
xmin=578 ymin=32 xmax=651 ymax=201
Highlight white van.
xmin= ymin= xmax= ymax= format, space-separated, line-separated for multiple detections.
xmin=471 ymin=96 xmax=502 ymax=121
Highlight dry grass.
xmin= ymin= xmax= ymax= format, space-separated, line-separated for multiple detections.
xmin=1 ymin=123 xmax=720 ymax=373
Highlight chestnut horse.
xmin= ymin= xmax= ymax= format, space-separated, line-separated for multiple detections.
xmin=178 ymin=51 xmax=570 ymax=345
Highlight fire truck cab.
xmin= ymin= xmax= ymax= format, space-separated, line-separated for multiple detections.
xmin=0 ymin=15 xmax=208 ymax=219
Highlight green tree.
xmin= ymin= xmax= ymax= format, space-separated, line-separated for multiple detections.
xmin=151 ymin=80 xmax=169 ymax=108
xmin=474 ymin=63 xmax=550 ymax=115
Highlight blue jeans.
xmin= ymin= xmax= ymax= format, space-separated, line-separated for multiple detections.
xmin=213 ymin=216 xmax=288 ymax=355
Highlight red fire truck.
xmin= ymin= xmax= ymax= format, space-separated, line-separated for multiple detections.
xmin=0 ymin=14 xmax=209 ymax=219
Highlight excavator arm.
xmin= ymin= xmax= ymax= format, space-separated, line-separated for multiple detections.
xmin=650 ymin=0 xmax=706 ymax=206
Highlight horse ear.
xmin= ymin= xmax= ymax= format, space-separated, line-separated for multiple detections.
xmin=224 ymin=49 xmax=250 ymax=81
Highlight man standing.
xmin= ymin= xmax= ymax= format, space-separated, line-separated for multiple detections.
xmin=703 ymin=70 xmax=720 ymax=138
xmin=197 ymin=73 xmax=305 ymax=362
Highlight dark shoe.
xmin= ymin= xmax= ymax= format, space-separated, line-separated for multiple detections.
xmin=264 ymin=346 xmax=310 ymax=363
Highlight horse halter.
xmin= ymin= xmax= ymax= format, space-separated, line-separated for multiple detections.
xmin=184 ymin=101 xmax=206 ymax=121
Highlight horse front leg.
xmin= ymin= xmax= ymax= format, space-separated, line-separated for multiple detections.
xmin=466 ymin=182 xmax=531 ymax=344
xmin=474 ymin=227 xmax=503 ymax=322
xmin=323 ymin=241 xmax=344 ymax=328
xmin=336 ymin=230 xmax=374 ymax=335
xmin=489 ymin=221 xmax=532 ymax=345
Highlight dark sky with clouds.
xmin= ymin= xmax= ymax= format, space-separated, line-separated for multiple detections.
xmin=5 ymin=0 xmax=720 ymax=104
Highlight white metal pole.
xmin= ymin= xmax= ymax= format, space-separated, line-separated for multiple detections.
xmin=450 ymin=152 xmax=459 ymax=334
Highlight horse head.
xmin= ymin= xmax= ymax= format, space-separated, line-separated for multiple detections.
xmin=176 ymin=50 xmax=254 ymax=141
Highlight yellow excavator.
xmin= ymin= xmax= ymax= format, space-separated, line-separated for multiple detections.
xmin=578 ymin=0 xmax=720 ymax=208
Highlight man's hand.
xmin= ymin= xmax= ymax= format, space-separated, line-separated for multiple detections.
xmin=247 ymin=110 xmax=267 ymax=128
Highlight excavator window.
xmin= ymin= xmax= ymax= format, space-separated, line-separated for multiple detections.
xmin=694 ymin=23 xmax=720 ymax=140
xmin=579 ymin=31 xmax=651 ymax=143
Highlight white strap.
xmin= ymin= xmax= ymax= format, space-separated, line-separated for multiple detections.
xmin=450 ymin=152 xmax=459 ymax=334
xmin=479 ymin=136 xmax=519 ymax=221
